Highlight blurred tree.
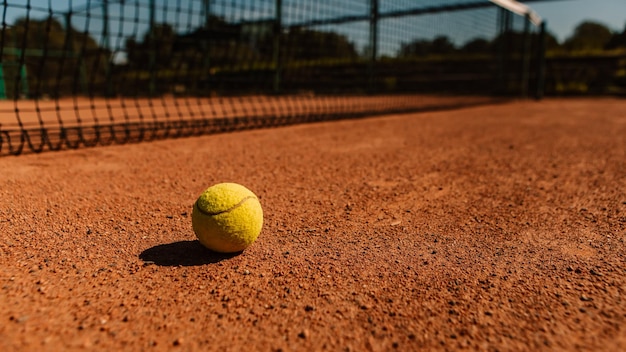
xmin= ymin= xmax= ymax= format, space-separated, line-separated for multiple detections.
xmin=398 ymin=36 xmax=455 ymax=57
xmin=125 ymin=23 xmax=177 ymax=69
xmin=4 ymin=16 xmax=106 ymax=97
xmin=491 ymin=30 xmax=526 ymax=54
xmin=397 ymin=39 xmax=431 ymax=57
xmin=460 ymin=38 xmax=491 ymax=54
xmin=459 ymin=31 xmax=560 ymax=56
xmin=281 ymin=28 xmax=358 ymax=61
xmin=563 ymin=21 xmax=612 ymax=51
xmin=430 ymin=36 xmax=456 ymax=55
xmin=544 ymin=31 xmax=561 ymax=52
xmin=605 ymin=24 xmax=626 ymax=49
xmin=126 ymin=16 xmax=264 ymax=70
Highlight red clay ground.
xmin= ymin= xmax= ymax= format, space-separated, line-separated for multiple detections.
xmin=1 ymin=98 xmax=625 ymax=351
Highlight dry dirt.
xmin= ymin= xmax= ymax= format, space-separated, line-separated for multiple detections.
xmin=1 ymin=98 xmax=625 ymax=351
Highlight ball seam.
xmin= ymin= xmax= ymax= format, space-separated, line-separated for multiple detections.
xmin=195 ymin=196 xmax=258 ymax=216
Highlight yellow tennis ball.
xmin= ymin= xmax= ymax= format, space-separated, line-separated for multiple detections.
xmin=192 ymin=183 xmax=263 ymax=253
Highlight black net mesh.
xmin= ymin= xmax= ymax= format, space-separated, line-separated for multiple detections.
xmin=0 ymin=0 xmax=544 ymax=155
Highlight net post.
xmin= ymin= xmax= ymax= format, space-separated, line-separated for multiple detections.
xmin=203 ymin=0 xmax=211 ymax=28
xmin=102 ymin=0 xmax=112 ymax=97
xmin=273 ymin=0 xmax=282 ymax=93
xmin=64 ymin=12 xmax=72 ymax=91
xmin=148 ymin=0 xmax=156 ymax=96
xmin=535 ymin=20 xmax=546 ymax=100
xmin=202 ymin=0 xmax=212 ymax=94
xmin=14 ymin=8 xmax=28 ymax=100
xmin=368 ymin=0 xmax=378 ymax=93
xmin=521 ymin=12 xmax=531 ymax=98
xmin=496 ymin=7 xmax=511 ymax=94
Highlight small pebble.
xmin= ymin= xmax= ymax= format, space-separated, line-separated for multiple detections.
xmin=15 ymin=315 xmax=29 ymax=323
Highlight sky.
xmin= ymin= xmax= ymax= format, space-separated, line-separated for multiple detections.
xmin=528 ymin=0 xmax=626 ymax=42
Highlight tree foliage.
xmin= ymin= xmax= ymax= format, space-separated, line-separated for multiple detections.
xmin=398 ymin=36 xmax=456 ymax=57
xmin=4 ymin=13 xmax=625 ymax=98
xmin=606 ymin=24 xmax=626 ymax=50
xmin=2 ymin=16 xmax=106 ymax=97
xmin=123 ymin=16 xmax=358 ymax=71
xmin=124 ymin=15 xmax=263 ymax=72
xmin=125 ymin=23 xmax=177 ymax=69
xmin=563 ymin=21 xmax=612 ymax=51
xmin=281 ymin=28 xmax=358 ymax=61
xmin=460 ymin=38 xmax=491 ymax=54
xmin=398 ymin=28 xmax=565 ymax=58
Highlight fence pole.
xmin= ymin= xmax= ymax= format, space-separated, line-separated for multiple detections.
xmin=202 ymin=0 xmax=211 ymax=94
xmin=521 ymin=13 xmax=531 ymax=98
xmin=535 ymin=21 xmax=546 ymax=100
xmin=496 ymin=8 xmax=509 ymax=93
xmin=273 ymin=0 xmax=282 ymax=93
xmin=103 ymin=0 xmax=112 ymax=97
xmin=148 ymin=0 xmax=156 ymax=96
xmin=368 ymin=0 xmax=379 ymax=93
xmin=203 ymin=0 xmax=211 ymax=28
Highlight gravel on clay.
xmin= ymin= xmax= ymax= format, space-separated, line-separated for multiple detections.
xmin=1 ymin=98 xmax=625 ymax=351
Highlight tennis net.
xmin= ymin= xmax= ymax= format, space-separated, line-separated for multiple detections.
xmin=0 ymin=0 xmax=545 ymax=155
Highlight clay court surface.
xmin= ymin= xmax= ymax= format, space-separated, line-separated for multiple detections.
xmin=1 ymin=98 xmax=625 ymax=351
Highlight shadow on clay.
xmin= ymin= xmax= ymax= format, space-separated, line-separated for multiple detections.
xmin=139 ymin=240 xmax=241 ymax=266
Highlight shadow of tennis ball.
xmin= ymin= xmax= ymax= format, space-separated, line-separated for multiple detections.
xmin=139 ymin=240 xmax=241 ymax=266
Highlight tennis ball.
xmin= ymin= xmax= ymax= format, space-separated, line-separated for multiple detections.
xmin=192 ymin=183 xmax=263 ymax=253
